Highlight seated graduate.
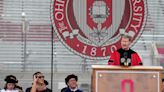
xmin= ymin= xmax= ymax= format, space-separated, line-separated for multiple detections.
xmin=62 ymin=74 xmax=83 ymax=92
xmin=0 ymin=75 xmax=21 ymax=92
xmin=108 ymin=34 xmax=143 ymax=66
xmin=25 ymin=72 xmax=52 ymax=92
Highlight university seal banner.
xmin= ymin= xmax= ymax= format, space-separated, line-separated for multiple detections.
xmin=51 ymin=0 xmax=147 ymax=59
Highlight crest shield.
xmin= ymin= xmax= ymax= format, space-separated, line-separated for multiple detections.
xmin=51 ymin=0 xmax=147 ymax=59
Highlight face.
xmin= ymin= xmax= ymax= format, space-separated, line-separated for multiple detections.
xmin=34 ymin=73 xmax=45 ymax=84
xmin=121 ymin=37 xmax=131 ymax=50
xmin=6 ymin=83 xmax=15 ymax=90
xmin=67 ymin=78 xmax=77 ymax=89
xmin=33 ymin=73 xmax=46 ymax=91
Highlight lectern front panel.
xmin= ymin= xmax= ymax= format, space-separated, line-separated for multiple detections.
xmin=94 ymin=70 xmax=160 ymax=92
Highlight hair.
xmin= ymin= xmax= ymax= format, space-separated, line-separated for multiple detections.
xmin=15 ymin=85 xmax=23 ymax=92
xmin=44 ymin=80 xmax=48 ymax=85
xmin=33 ymin=71 xmax=42 ymax=77
xmin=121 ymin=34 xmax=132 ymax=41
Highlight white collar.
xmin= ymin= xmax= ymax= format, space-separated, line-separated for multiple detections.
xmin=70 ymin=87 xmax=78 ymax=91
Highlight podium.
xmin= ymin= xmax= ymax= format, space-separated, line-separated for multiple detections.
xmin=91 ymin=65 xmax=163 ymax=92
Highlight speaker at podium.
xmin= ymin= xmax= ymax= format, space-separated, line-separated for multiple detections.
xmin=91 ymin=65 xmax=163 ymax=92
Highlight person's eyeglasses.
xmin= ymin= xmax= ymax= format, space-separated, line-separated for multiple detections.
xmin=36 ymin=76 xmax=44 ymax=79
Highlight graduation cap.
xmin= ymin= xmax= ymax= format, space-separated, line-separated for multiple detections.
xmin=4 ymin=75 xmax=18 ymax=83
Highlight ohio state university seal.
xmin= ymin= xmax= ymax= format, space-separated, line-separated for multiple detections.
xmin=51 ymin=0 xmax=147 ymax=59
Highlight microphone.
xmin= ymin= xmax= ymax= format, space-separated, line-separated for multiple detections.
xmin=123 ymin=52 xmax=128 ymax=59
xmin=121 ymin=52 xmax=131 ymax=66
